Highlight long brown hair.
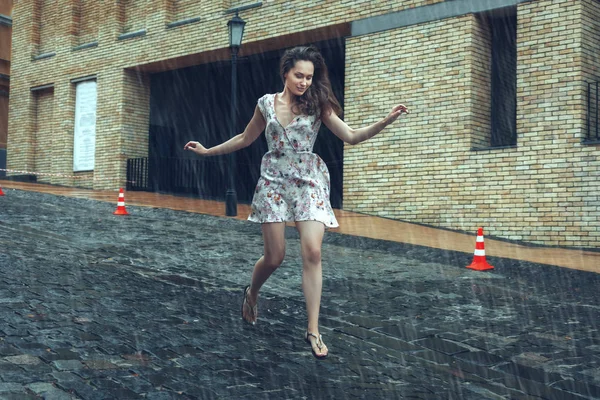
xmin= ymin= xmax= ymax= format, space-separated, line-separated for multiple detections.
xmin=279 ymin=45 xmax=342 ymax=118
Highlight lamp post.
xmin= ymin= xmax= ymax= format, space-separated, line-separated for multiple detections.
xmin=225 ymin=13 xmax=246 ymax=217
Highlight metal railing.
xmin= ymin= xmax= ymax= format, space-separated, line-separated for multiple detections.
xmin=126 ymin=156 xmax=258 ymax=202
xmin=127 ymin=157 xmax=215 ymax=194
xmin=586 ymin=81 xmax=599 ymax=143
xmin=126 ymin=157 xmax=149 ymax=191
xmin=126 ymin=155 xmax=343 ymax=208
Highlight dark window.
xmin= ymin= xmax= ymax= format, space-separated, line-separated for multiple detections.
xmin=489 ymin=13 xmax=517 ymax=147
xmin=587 ymin=81 xmax=599 ymax=142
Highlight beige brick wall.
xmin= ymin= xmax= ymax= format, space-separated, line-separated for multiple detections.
xmin=120 ymin=69 xmax=150 ymax=171
xmin=93 ymin=68 xmax=135 ymax=189
xmin=582 ymin=0 xmax=600 ymax=80
xmin=76 ymin=0 xmax=100 ymax=45
xmin=470 ymin=14 xmax=492 ymax=149
xmin=344 ymin=0 xmax=600 ymax=248
xmin=49 ymin=79 xmax=76 ymax=186
xmin=514 ymin=0 xmax=599 ymax=247
xmin=32 ymin=88 xmax=54 ymax=183
xmin=7 ymin=85 xmax=36 ymax=172
xmin=8 ymin=0 xmax=446 ymax=186
xmin=169 ymin=0 xmax=202 ymax=22
xmin=36 ymin=0 xmax=55 ymax=54
xmin=119 ymin=0 xmax=150 ymax=33
xmin=345 ymin=15 xmax=475 ymax=228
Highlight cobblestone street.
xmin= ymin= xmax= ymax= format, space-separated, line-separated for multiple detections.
xmin=0 ymin=188 xmax=599 ymax=399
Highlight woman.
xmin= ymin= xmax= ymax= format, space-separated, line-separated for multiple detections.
xmin=184 ymin=45 xmax=409 ymax=359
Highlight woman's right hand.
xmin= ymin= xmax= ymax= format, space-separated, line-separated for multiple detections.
xmin=184 ymin=141 xmax=209 ymax=156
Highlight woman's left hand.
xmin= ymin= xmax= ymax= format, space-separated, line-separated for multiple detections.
xmin=384 ymin=104 xmax=410 ymax=126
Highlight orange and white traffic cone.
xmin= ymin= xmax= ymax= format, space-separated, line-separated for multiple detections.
xmin=466 ymin=227 xmax=494 ymax=271
xmin=113 ymin=188 xmax=129 ymax=215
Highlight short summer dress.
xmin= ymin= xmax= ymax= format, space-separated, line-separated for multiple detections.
xmin=248 ymin=93 xmax=339 ymax=228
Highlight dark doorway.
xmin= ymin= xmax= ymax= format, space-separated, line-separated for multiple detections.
xmin=148 ymin=38 xmax=345 ymax=208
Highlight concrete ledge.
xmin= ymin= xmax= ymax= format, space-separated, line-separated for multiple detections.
xmin=167 ymin=17 xmax=201 ymax=29
xmin=0 ymin=14 xmax=11 ymax=27
xmin=225 ymin=2 xmax=262 ymax=14
xmin=118 ymin=29 xmax=147 ymax=41
xmin=351 ymin=0 xmax=533 ymax=37
xmin=471 ymin=144 xmax=518 ymax=151
xmin=30 ymin=83 xmax=54 ymax=92
xmin=72 ymin=41 xmax=98 ymax=51
xmin=32 ymin=52 xmax=56 ymax=61
xmin=70 ymin=75 xmax=97 ymax=84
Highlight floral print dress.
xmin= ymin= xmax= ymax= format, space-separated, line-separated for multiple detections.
xmin=248 ymin=93 xmax=339 ymax=228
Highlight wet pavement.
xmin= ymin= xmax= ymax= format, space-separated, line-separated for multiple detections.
xmin=0 ymin=187 xmax=599 ymax=399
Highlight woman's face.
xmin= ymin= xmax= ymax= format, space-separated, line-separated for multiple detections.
xmin=284 ymin=60 xmax=314 ymax=97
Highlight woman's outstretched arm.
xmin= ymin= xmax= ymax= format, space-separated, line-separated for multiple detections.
xmin=184 ymin=105 xmax=266 ymax=156
xmin=322 ymin=104 xmax=409 ymax=145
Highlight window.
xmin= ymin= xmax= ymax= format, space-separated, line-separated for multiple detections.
xmin=587 ymin=80 xmax=599 ymax=142
xmin=489 ymin=12 xmax=517 ymax=147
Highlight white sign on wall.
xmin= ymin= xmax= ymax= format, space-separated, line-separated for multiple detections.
xmin=73 ymin=80 xmax=97 ymax=172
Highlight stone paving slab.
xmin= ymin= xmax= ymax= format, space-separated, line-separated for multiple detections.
xmin=0 ymin=189 xmax=599 ymax=399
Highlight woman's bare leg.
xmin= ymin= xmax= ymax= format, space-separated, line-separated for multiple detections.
xmin=295 ymin=220 xmax=328 ymax=357
xmin=242 ymin=222 xmax=286 ymax=324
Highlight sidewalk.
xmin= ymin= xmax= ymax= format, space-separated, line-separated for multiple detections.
xmin=0 ymin=183 xmax=599 ymax=399
xmin=2 ymin=180 xmax=599 ymax=273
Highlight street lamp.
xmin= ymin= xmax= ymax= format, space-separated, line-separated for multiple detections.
xmin=225 ymin=13 xmax=246 ymax=217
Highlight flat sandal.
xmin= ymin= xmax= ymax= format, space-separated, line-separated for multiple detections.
xmin=241 ymin=285 xmax=257 ymax=325
xmin=305 ymin=331 xmax=328 ymax=359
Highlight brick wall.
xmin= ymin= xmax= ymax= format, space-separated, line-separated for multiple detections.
xmin=344 ymin=0 xmax=600 ymax=247
xmin=94 ymin=68 xmax=131 ymax=189
xmin=122 ymin=69 xmax=150 ymax=158
xmin=119 ymin=0 xmax=150 ymax=33
xmin=345 ymin=15 xmax=476 ymax=228
xmin=32 ymin=88 xmax=54 ymax=183
xmin=49 ymin=78 xmax=78 ymax=187
xmin=8 ymin=0 xmax=446 ymax=188
xmin=169 ymin=0 xmax=202 ymax=22
xmin=514 ymin=0 xmax=599 ymax=246
xmin=75 ymin=0 xmax=100 ymax=45
xmin=469 ymin=14 xmax=492 ymax=149
xmin=582 ymin=0 xmax=600 ymax=82
xmin=36 ymin=0 xmax=60 ymax=54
